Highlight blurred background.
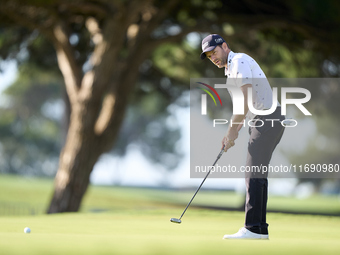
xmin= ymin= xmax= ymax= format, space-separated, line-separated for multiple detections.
xmin=0 ymin=0 xmax=340 ymax=216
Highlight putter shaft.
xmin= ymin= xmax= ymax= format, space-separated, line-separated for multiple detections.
xmin=177 ymin=147 xmax=225 ymax=221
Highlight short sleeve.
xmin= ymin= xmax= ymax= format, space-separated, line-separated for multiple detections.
xmin=230 ymin=58 xmax=252 ymax=87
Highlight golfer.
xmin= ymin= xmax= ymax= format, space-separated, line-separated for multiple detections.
xmin=200 ymin=34 xmax=285 ymax=239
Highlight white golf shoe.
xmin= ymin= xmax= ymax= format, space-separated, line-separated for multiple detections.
xmin=261 ymin=233 xmax=269 ymax=239
xmin=223 ymin=227 xmax=268 ymax=240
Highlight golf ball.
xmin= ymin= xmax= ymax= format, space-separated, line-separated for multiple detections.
xmin=24 ymin=227 xmax=31 ymax=234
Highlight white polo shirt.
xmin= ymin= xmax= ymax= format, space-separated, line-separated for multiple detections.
xmin=225 ymin=51 xmax=279 ymax=119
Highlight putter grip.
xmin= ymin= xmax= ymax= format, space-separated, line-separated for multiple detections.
xmin=217 ymin=146 xmax=225 ymax=159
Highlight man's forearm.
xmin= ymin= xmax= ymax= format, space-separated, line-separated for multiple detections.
xmin=230 ymin=114 xmax=246 ymax=131
xmin=222 ymin=84 xmax=251 ymax=150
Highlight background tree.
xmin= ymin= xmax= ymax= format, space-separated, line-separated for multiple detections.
xmin=0 ymin=0 xmax=340 ymax=213
xmin=0 ymin=63 xmax=63 ymax=176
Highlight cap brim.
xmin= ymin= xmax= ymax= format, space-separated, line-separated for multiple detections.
xmin=200 ymin=46 xmax=216 ymax=60
xmin=200 ymin=52 xmax=207 ymax=60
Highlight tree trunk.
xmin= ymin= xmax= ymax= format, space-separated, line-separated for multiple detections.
xmin=48 ymin=102 xmax=100 ymax=212
xmin=47 ymin=32 xmax=149 ymax=213
xmin=47 ymin=75 xmax=134 ymax=212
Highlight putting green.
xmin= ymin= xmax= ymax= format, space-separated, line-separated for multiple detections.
xmin=0 ymin=209 xmax=339 ymax=255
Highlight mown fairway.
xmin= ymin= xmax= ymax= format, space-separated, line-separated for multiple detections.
xmin=0 ymin=175 xmax=340 ymax=254
xmin=1 ymin=210 xmax=340 ymax=255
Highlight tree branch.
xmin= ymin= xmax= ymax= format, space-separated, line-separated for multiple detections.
xmin=51 ymin=21 xmax=82 ymax=104
xmin=58 ymin=2 xmax=108 ymax=18
xmin=0 ymin=1 xmax=53 ymax=38
xmin=1 ymin=0 xmax=83 ymax=104
xmin=139 ymin=0 xmax=181 ymax=38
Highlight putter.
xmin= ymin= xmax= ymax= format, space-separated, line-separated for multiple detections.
xmin=170 ymin=147 xmax=225 ymax=224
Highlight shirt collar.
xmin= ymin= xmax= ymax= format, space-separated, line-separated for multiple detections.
xmin=225 ymin=50 xmax=235 ymax=75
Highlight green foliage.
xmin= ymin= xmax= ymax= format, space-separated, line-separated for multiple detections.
xmin=0 ymin=63 xmax=63 ymax=176
xmin=1 ymin=0 xmax=340 ymax=178
xmin=255 ymin=40 xmax=321 ymax=78
xmin=0 ymin=28 xmax=31 ymax=62
xmin=113 ymin=83 xmax=184 ymax=170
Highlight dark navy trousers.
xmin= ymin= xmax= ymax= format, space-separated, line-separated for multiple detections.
xmin=244 ymin=107 xmax=285 ymax=235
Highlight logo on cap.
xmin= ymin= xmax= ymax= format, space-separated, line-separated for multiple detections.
xmin=215 ymin=38 xmax=223 ymax=43
xmin=202 ymin=42 xmax=209 ymax=50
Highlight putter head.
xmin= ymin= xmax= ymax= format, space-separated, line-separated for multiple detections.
xmin=282 ymin=119 xmax=296 ymax=127
xmin=170 ymin=218 xmax=182 ymax=224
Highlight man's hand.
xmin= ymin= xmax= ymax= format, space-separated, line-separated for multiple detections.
xmin=221 ymin=135 xmax=236 ymax=152
xmin=221 ymin=125 xmax=239 ymax=151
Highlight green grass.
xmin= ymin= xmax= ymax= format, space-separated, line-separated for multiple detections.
xmin=0 ymin=210 xmax=340 ymax=255
xmin=1 ymin=174 xmax=340 ymax=254
xmin=1 ymin=174 xmax=340 ymax=215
